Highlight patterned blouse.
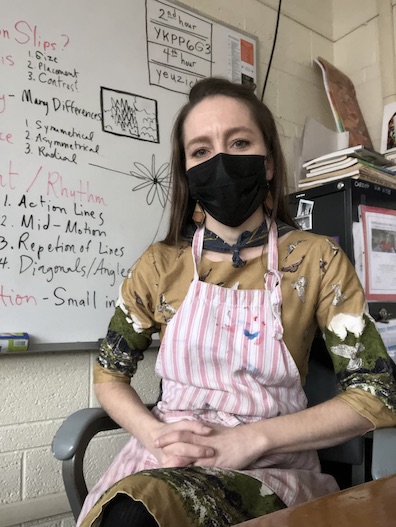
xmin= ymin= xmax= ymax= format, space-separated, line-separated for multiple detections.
xmin=95 ymin=230 xmax=396 ymax=429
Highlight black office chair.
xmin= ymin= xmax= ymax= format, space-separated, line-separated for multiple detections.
xmin=304 ymin=340 xmax=368 ymax=487
xmin=52 ymin=348 xmax=396 ymax=521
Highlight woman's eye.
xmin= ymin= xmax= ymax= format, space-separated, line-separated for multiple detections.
xmin=233 ymin=139 xmax=250 ymax=148
xmin=192 ymin=148 xmax=208 ymax=158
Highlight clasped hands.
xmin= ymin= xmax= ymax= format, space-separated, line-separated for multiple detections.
xmin=150 ymin=419 xmax=263 ymax=470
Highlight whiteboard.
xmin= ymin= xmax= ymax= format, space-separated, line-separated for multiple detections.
xmin=0 ymin=0 xmax=257 ymax=344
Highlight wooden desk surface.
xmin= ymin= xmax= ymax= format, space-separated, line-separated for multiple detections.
xmin=234 ymin=475 xmax=396 ymax=527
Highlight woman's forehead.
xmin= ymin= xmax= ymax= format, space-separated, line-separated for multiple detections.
xmin=183 ymin=95 xmax=259 ymax=137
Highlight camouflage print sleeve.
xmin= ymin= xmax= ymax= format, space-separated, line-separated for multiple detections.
xmin=316 ymin=239 xmax=396 ymax=422
xmin=96 ymin=247 xmax=160 ymax=380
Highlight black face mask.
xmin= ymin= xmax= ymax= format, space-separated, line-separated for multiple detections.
xmin=187 ymin=153 xmax=269 ymax=227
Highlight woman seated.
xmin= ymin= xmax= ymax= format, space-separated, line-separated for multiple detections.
xmin=77 ymin=77 xmax=396 ymax=527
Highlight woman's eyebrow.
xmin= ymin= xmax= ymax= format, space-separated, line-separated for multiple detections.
xmin=184 ymin=135 xmax=211 ymax=150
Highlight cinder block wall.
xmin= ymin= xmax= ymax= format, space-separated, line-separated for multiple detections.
xmin=1 ymin=1 xmax=388 ymax=526
xmin=0 ymin=349 xmax=160 ymax=527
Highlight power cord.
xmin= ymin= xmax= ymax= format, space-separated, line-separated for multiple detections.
xmin=260 ymin=0 xmax=283 ymax=101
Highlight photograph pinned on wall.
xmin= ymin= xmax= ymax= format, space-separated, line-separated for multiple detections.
xmin=295 ymin=199 xmax=314 ymax=231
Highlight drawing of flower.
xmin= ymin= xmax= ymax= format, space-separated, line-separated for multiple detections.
xmin=130 ymin=154 xmax=170 ymax=207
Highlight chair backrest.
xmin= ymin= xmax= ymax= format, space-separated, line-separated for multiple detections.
xmin=304 ymin=338 xmax=364 ymax=467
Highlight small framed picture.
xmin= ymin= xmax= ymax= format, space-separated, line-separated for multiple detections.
xmin=295 ymin=215 xmax=312 ymax=231
xmin=295 ymin=199 xmax=314 ymax=230
xmin=297 ymin=199 xmax=314 ymax=217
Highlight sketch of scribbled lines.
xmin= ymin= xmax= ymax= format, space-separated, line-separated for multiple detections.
xmin=100 ymin=87 xmax=160 ymax=143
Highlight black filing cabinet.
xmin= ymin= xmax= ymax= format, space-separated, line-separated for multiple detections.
xmin=289 ymin=178 xmax=396 ymax=321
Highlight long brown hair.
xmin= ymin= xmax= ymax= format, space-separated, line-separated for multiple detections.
xmin=162 ymin=77 xmax=295 ymax=245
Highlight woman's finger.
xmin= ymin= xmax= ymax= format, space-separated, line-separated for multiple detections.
xmin=160 ymin=439 xmax=215 ymax=458
xmin=154 ymin=421 xmax=212 ymax=448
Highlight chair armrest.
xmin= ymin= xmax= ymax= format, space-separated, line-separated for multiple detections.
xmin=52 ymin=407 xmax=121 ymax=520
xmin=52 ymin=405 xmax=154 ymax=520
xmin=372 ymin=427 xmax=396 ymax=480
xmin=52 ymin=407 xmax=120 ymax=461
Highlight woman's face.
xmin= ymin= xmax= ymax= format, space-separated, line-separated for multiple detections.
xmin=182 ymin=95 xmax=272 ymax=180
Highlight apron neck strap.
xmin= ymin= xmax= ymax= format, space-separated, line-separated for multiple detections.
xmin=266 ymin=218 xmax=279 ymax=272
xmin=192 ymin=225 xmax=205 ymax=279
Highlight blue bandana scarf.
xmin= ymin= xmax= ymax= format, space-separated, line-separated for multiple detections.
xmin=183 ymin=219 xmax=295 ymax=267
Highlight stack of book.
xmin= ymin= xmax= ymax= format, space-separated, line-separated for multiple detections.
xmin=299 ymin=145 xmax=396 ymax=190
xmin=384 ymin=147 xmax=396 ymax=163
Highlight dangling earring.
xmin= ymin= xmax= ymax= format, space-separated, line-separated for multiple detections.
xmin=264 ymin=180 xmax=273 ymax=212
xmin=192 ymin=201 xmax=206 ymax=227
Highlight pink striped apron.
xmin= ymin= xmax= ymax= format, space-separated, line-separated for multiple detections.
xmin=77 ymin=221 xmax=337 ymax=526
